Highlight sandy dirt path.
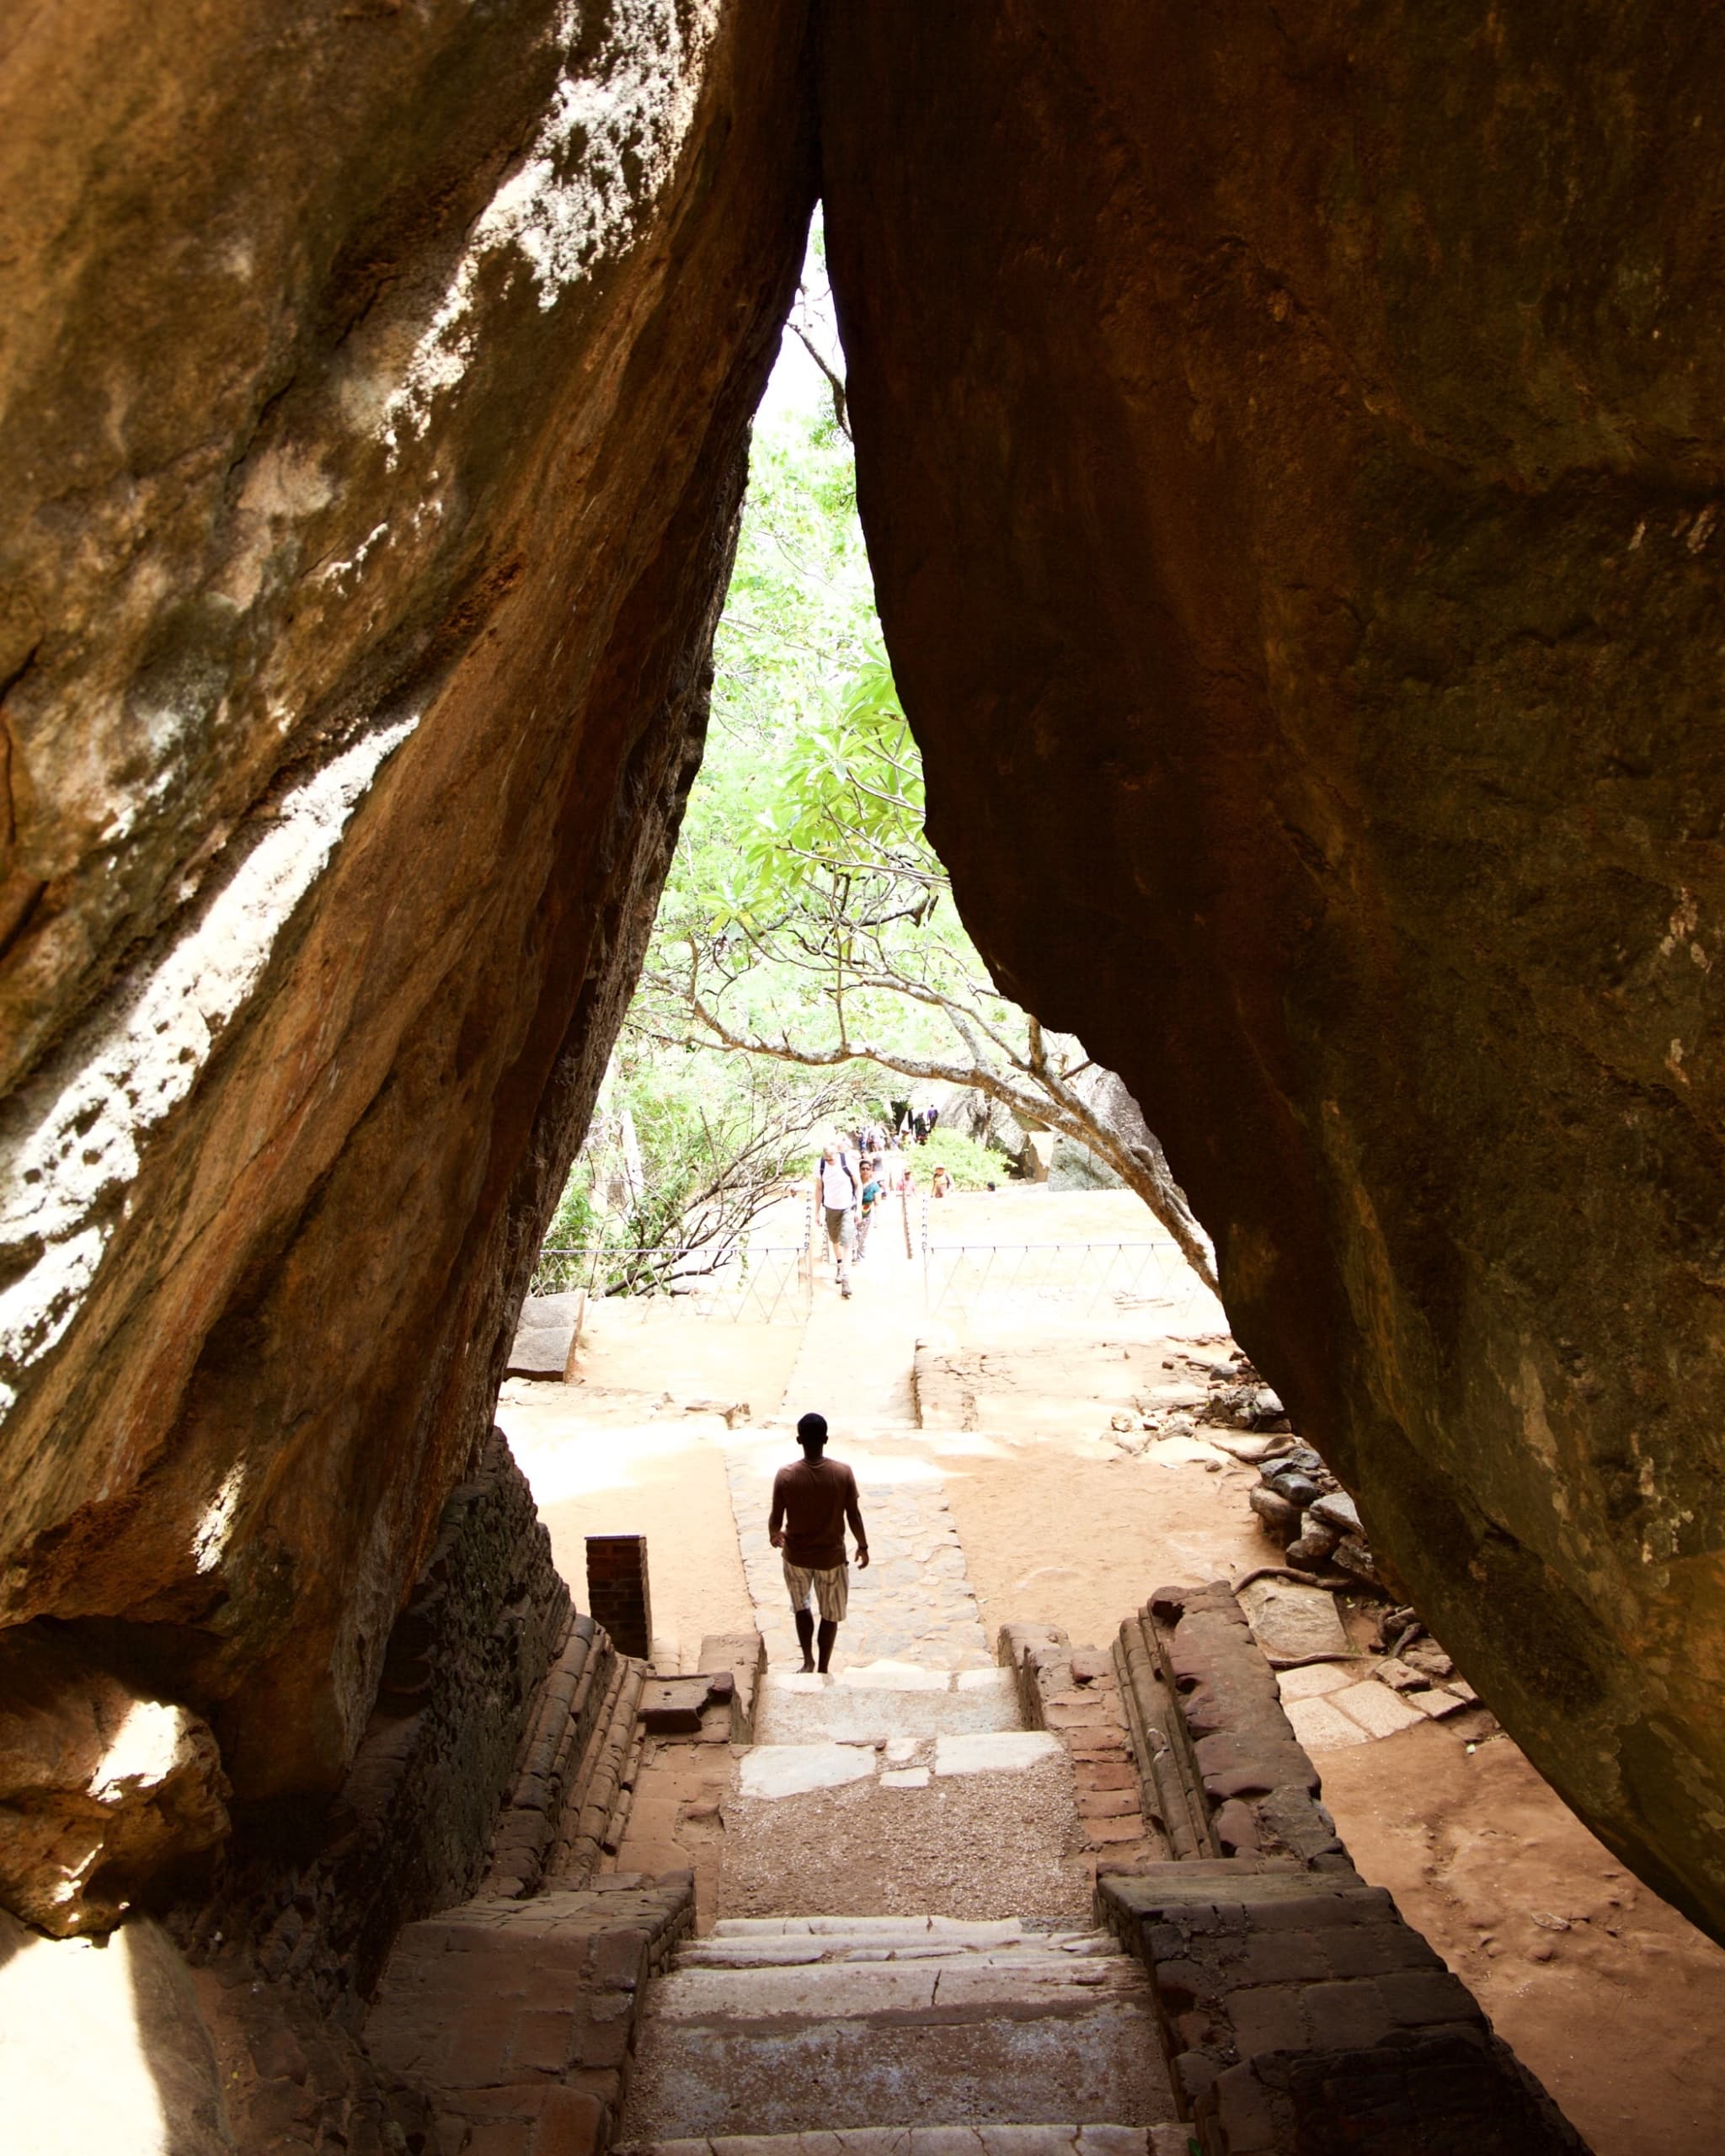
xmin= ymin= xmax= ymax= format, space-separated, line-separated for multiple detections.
xmin=1318 ymin=1718 xmax=1725 ymax=2156
xmin=496 ymin=1386 xmax=754 ymax=1673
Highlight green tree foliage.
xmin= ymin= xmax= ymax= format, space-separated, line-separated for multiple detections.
xmin=556 ymin=228 xmax=1215 ymax=1294
xmin=625 ymin=259 xmax=1216 ymax=1293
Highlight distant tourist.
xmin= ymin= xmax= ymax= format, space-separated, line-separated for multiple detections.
xmin=855 ymin=1157 xmax=884 ymax=1259
xmin=817 ymin=1141 xmax=859 ymax=1299
xmin=769 ymin=1412 xmax=869 ymax=1673
xmin=931 ymin=1162 xmax=951 ymax=1199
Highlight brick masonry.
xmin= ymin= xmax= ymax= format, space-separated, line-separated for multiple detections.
xmin=1094 ymin=1581 xmax=1593 ymax=2153
xmin=367 ymin=1874 xmax=695 ymax=2156
xmin=601 ymin=1631 xmax=764 ymax=1933
xmin=588 ymin=1534 xmax=654 ymax=1659
xmin=167 ymin=1430 xmax=575 ymax=2148
xmin=999 ymin=1621 xmax=1166 ymax=1874
xmin=1099 ymin=1865 xmax=1589 ymax=2154
xmin=1117 ymin=1583 xmax=1346 ymax=1870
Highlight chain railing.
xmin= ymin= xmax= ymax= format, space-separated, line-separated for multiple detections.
xmin=921 ymin=1235 xmax=1197 ymax=1319
xmin=528 ymin=1238 xmax=811 ymax=1322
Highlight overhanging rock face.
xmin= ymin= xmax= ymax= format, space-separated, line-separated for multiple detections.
xmin=821 ymin=7 xmax=1725 ymax=1936
xmin=0 ymin=0 xmax=814 ymax=1810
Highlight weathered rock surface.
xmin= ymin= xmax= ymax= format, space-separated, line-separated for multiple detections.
xmin=0 ymin=1628 xmax=230 ymax=1935
xmin=822 ymin=8 xmax=1725 ymax=1935
xmin=0 ymin=0 xmax=814 ymax=1817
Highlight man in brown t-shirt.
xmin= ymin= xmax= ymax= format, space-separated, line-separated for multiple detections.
xmin=769 ymin=1412 xmax=870 ymax=1673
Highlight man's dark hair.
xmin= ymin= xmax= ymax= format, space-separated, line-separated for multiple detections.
xmin=796 ymin=1412 xmax=828 ymax=1450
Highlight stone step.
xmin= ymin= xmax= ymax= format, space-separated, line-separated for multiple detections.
xmin=621 ymin=1931 xmax=1175 ymax=2139
xmin=679 ymin=1940 xmax=1121 ymax=1971
xmin=754 ymin=1664 xmax=1021 ymax=1745
xmin=713 ymin=1915 xmax=1040 ymax=1939
xmin=618 ymin=2127 xmax=1193 ymax=2156
xmin=647 ymin=1955 xmax=1150 ymax=2022
xmin=684 ymin=1919 xmax=1120 ymax=1967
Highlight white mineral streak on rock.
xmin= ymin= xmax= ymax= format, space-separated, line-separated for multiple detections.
xmin=382 ymin=0 xmax=722 ymax=460
xmin=190 ymin=1463 xmax=245 ymax=1576
xmin=0 ymin=714 xmax=420 ymax=1416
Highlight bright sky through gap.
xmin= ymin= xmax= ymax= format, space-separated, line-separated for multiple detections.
xmin=757 ymin=215 xmax=840 ymax=428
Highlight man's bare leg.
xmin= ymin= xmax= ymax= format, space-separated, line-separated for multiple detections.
xmin=794 ymin=1608 xmax=815 ymax=1673
xmin=816 ymin=1619 xmax=838 ymax=1674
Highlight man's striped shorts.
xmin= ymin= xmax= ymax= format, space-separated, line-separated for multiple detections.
xmin=782 ymin=1555 xmax=850 ymax=1621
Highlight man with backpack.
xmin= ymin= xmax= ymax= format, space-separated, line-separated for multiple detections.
xmin=817 ymin=1140 xmax=860 ymax=1298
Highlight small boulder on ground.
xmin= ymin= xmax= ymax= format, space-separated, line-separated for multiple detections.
xmin=1309 ymin=1492 xmax=1363 ymax=1536
xmin=1248 ymin=1486 xmax=1301 ymax=1538
xmin=1284 ymin=1518 xmax=1342 ymax=1569
xmin=1401 ymin=1636 xmax=1458 ymax=1682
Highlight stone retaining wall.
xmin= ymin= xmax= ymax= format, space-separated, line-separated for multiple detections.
xmin=1117 ymin=1583 xmax=1347 ymax=1870
xmin=1100 ymin=1865 xmax=1587 ymax=2155
xmin=367 ymin=1873 xmax=695 ymax=2156
xmin=1097 ymin=1582 xmax=1591 ymax=2153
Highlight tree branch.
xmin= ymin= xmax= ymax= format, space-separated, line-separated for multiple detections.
xmin=791 ymin=323 xmax=850 ymax=439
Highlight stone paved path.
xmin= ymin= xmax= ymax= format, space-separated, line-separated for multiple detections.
xmin=725 ymin=1182 xmax=996 ymax=1673
xmin=779 ymin=1192 xmax=926 ymax=1429
xmin=724 ymin=1438 xmax=993 ymax=1670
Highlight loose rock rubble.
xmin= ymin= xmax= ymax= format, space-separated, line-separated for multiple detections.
xmin=1242 ymin=1439 xmax=1382 ymax=1588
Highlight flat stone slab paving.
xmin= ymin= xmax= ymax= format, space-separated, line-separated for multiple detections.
xmin=739 ymin=1743 xmax=880 ymax=1801
xmin=1237 ymin=1578 xmax=1351 ymax=1662
xmin=756 ymin=1666 xmax=1021 ymax=1744
xmin=725 ymin=1441 xmax=993 ymax=1671
xmin=934 ymin=1731 xmax=1063 ymax=1777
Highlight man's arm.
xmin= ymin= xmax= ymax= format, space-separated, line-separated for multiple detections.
xmin=769 ymin=1469 xmax=787 ymax=1550
xmin=844 ymin=1468 xmax=869 ymax=1568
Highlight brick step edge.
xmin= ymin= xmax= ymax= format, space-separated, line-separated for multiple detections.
xmin=1114 ymin=1611 xmax=1215 ymax=1865
xmin=997 ymin=1620 xmax=1167 ymax=1867
xmin=553 ymin=1653 xmax=649 ymax=1884
xmin=614 ymin=2127 xmax=1194 ymax=2156
xmin=483 ymin=1613 xmax=617 ymax=1897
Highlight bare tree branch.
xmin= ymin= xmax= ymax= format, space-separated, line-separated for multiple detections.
xmin=791 ymin=323 xmax=850 ymax=438
xmin=638 ymin=985 xmax=1220 ymax=1294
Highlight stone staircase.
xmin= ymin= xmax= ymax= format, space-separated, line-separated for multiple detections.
xmin=613 ymin=1661 xmax=1183 ymax=2153
xmin=619 ymin=1916 xmax=1179 ymax=2146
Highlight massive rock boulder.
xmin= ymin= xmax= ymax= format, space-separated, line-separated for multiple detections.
xmin=822 ymin=8 xmax=1725 ymax=1935
xmin=0 ymin=0 xmax=814 ymax=1828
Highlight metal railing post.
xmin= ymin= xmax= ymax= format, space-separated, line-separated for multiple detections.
xmin=921 ymin=1195 xmax=930 ymax=1310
